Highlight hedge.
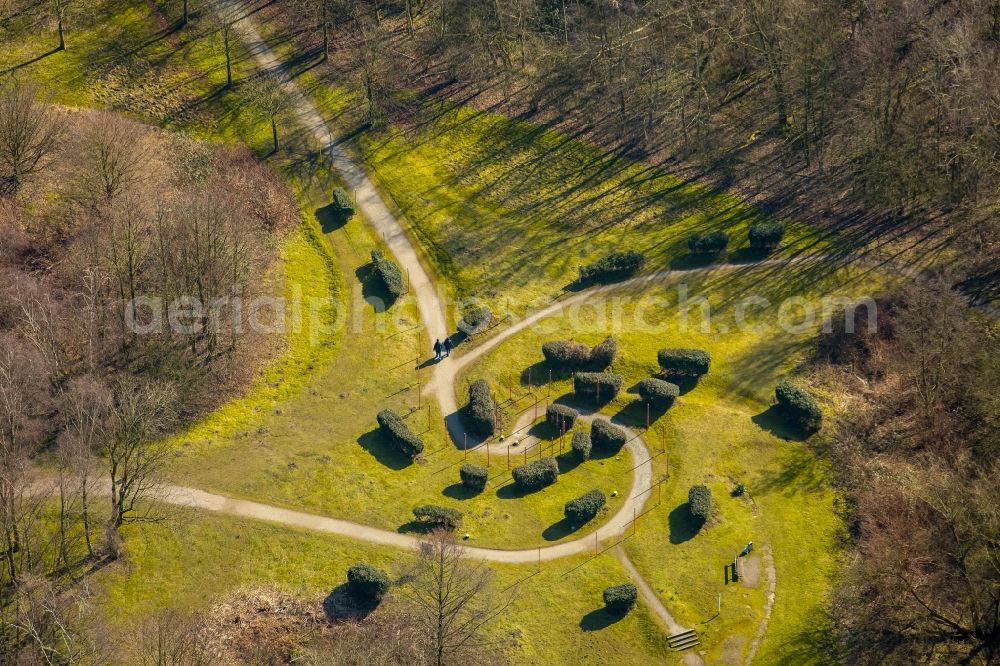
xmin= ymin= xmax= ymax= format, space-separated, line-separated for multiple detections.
xmin=748 ymin=220 xmax=786 ymax=251
xmin=571 ymin=430 xmax=592 ymax=462
xmin=588 ymin=337 xmax=619 ymax=368
xmin=541 ymin=340 xmax=590 ymax=368
xmin=370 ymin=249 xmax=405 ymax=300
xmin=636 ymin=377 xmax=680 ymax=407
xmin=657 ymin=348 xmax=711 ymax=377
xmin=564 ymin=489 xmax=606 ymax=524
xmin=578 ymin=250 xmax=646 ymax=284
xmin=546 ymin=403 xmax=579 ymax=431
xmin=459 ymin=464 xmax=488 ymax=492
xmin=412 ymin=504 xmax=463 ymax=530
xmin=688 ymin=484 xmax=711 ymax=522
xmin=573 ymin=372 xmax=624 ymax=400
xmin=346 ymin=563 xmax=390 ymax=602
xmin=463 ymin=379 xmax=497 ymax=437
xmin=687 ymin=231 xmax=729 ymax=256
xmin=458 ymin=304 xmax=493 ymax=336
xmin=775 ymin=379 xmax=823 ymax=432
xmin=512 ymin=457 xmax=559 ymax=491
xmin=603 ymin=583 xmax=638 ymax=614
xmin=376 ymin=409 xmax=424 ymax=458
xmin=332 ymin=186 xmax=355 ymax=219
xmin=591 ymin=419 xmax=628 ymax=453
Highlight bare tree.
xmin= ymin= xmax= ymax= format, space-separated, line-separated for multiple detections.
xmin=404 ymin=529 xmax=512 ymax=666
xmin=240 ymin=73 xmax=291 ymax=154
xmin=77 ymin=113 xmax=148 ymax=207
xmin=103 ymin=376 xmax=176 ymax=533
xmin=0 ymin=77 xmax=62 ymax=197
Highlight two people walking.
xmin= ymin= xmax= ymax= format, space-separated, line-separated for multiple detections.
xmin=433 ymin=337 xmax=453 ymax=360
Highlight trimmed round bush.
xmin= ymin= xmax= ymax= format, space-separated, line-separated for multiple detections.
xmin=463 ymin=379 xmax=497 ymax=437
xmin=376 ymin=409 xmax=424 ymax=458
xmin=546 ymin=403 xmax=579 ymax=431
xmin=603 ymin=583 xmax=638 ymax=614
xmin=542 ymin=340 xmax=590 ymax=368
xmin=412 ymin=504 xmax=463 ymax=530
xmin=775 ymin=379 xmax=822 ymax=432
xmin=591 ymin=419 xmax=627 ymax=453
xmin=578 ymin=250 xmax=646 ymax=284
xmin=571 ymin=430 xmax=592 ymax=462
xmin=512 ymin=457 xmax=559 ymax=492
xmin=458 ymin=304 xmax=493 ymax=336
xmin=636 ymin=377 xmax=680 ymax=407
xmin=688 ymin=231 xmax=729 ymax=256
xmin=564 ymin=489 xmax=606 ymax=524
xmin=588 ymin=337 xmax=619 ymax=368
xmin=748 ymin=220 xmax=786 ymax=252
xmin=370 ymin=249 xmax=405 ymax=300
xmin=459 ymin=463 xmax=488 ymax=492
xmin=346 ymin=563 xmax=390 ymax=602
xmin=657 ymin=348 xmax=711 ymax=377
xmin=688 ymin=484 xmax=712 ymax=522
xmin=573 ymin=372 xmax=624 ymax=400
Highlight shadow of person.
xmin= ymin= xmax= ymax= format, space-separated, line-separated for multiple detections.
xmin=356 ymin=429 xmax=413 ymax=470
xmin=751 ymin=405 xmax=809 ymax=442
xmin=579 ymin=606 xmax=626 ymax=631
xmin=668 ymin=502 xmax=704 ymax=544
xmin=323 ymin=583 xmax=378 ymax=622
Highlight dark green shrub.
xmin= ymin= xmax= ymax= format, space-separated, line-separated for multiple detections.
xmin=688 ymin=484 xmax=711 ymax=522
xmin=578 ymin=250 xmax=646 ymax=284
xmin=603 ymin=583 xmax=638 ymax=614
xmin=541 ymin=340 xmax=590 ymax=368
xmin=748 ymin=221 xmax=786 ymax=251
xmin=458 ymin=304 xmax=493 ymax=336
xmin=546 ymin=403 xmax=579 ymax=431
xmin=376 ymin=409 xmax=424 ymax=458
xmin=459 ymin=464 xmax=488 ymax=492
xmin=688 ymin=231 xmax=728 ymax=256
xmin=512 ymin=457 xmax=559 ymax=491
xmin=775 ymin=379 xmax=822 ymax=432
xmin=657 ymin=348 xmax=711 ymax=377
xmin=463 ymin=379 xmax=497 ymax=437
xmin=332 ymin=186 xmax=355 ymax=219
xmin=573 ymin=372 xmax=624 ymax=400
xmin=591 ymin=419 xmax=628 ymax=453
xmin=564 ymin=489 xmax=606 ymax=524
xmin=636 ymin=377 xmax=680 ymax=407
xmin=412 ymin=504 xmax=463 ymax=530
xmin=370 ymin=249 xmax=405 ymax=300
xmin=571 ymin=430 xmax=592 ymax=462
xmin=588 ymin=337 xmax=619 ymax=368
xmin=346 ymin=563 xmax=390 ymax=601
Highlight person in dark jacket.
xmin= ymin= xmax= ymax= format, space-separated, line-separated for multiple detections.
xmin=443 ymin=337 xmax=453 ymax=357
xmin=433 ymin=339 xmax=443 ymax=360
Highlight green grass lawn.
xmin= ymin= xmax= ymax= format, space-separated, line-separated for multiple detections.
xmin=457 ymin=265 xmax=896 ymax=663
xmin=98 ymin=508 xmax=668 ymax=664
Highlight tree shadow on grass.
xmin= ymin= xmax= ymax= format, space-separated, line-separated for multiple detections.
xmin=323 ymin=583 xmax=378 ymax=622
xmin=442 ymin=483 xmax=480 ymax=500
xmin=751 ymin=405 xmax=809 ymax=442
xmin=728 ymin=247 xmax=773 ymax=265
xmin=669 ymin=253 xmax=721 ymax=271
xmin=315 ymin=204 xmax=350 ymax=233
xmin=397 ymin=520 xmax=436 ymax=535
xmin=519 ymin=360 xmax=564 ymax=388
xmin=354 ymin=264 xmax=395 ymax=312
xmin=579 ymin=607 xmax=626 ymax=631
xmin=612 ymin=399 xmax=669 ymax=429
xmin=669 ymin=503 xmax=703 ymax=545
xmin=542 ymin=517 xmax=577 ymax=541
xmin=658 ymin=374 xmax=700 ymax=395
xmin=356 ymin=429 xmax=413 ymax=470
xmin=556 ymin=451 xmax=582 ymax=474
